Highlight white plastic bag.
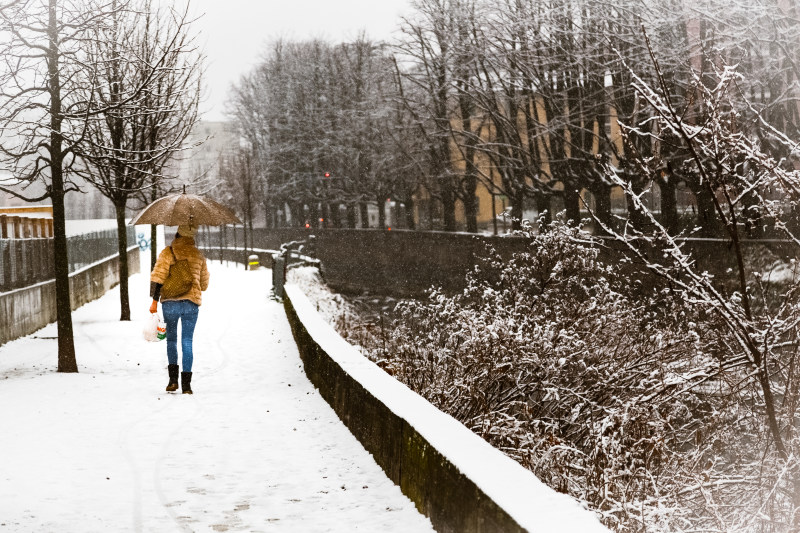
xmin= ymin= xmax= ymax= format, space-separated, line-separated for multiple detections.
xmin=142 ymin=313 xmax=166 ymax=342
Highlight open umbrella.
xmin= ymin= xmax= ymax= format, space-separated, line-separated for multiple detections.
xmin=129 ymin=191 xmax=242 ymax=226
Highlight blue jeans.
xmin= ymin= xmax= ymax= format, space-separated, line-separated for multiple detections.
xmin=162 ymin=300 xmax=199 ymax=372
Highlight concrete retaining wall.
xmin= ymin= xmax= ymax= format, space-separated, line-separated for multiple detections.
xmin=283 ymin=283 xmax=609 ymax=533
xmin=0 ymin=246 xmax=140 ymax=347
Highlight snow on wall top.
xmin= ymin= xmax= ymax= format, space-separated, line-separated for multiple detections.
xmin=65 ymin=218 xmax=120 ymax=236
xmin=284 ymin=283 xmax=610 ymax=533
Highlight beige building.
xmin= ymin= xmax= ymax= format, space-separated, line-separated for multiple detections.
xmin=410 ymin=96 xmax=637 ymax=233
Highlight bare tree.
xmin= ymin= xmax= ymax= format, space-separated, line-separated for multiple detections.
xmin=329 ymin=37 xmax=409 ymax=229
xmin=226 ymin=66 xmax=270 ymax=226
xmin=395 ymin=0 xmax=465 ymax=231
xmin=227 ymin=36 xmax=413 ymax=231
xmin=594 ymin=36 xmax=800 ymax=528
xmin=0 ymin=0 xmax=135 ymax=371
xmin=217 ymin=146 xmax=256 ymax=250
xmin=79 ymin=0 xmax=202 ymax=321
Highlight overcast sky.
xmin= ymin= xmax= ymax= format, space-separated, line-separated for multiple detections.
xmin=186 ymin=0 xmax=413 ymax=122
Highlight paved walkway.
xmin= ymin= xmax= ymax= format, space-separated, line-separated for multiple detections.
xmin=0 ymin=260 xmax=434 ymax=532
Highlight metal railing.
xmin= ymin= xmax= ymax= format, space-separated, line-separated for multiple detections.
xmin=272 ymin=238 xmax=318 ymax=300
xmin=0 ymin=238 xmax=53 ymax=290
xmin=67 ymin=228 xmax=132 ymax=272
xmin=0 ymin=227 xmax=135 ymax=293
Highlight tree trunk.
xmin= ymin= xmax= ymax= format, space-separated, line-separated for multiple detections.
xmin=459 ymin=88 xmax=478 ymax=233
xmin=108 ymin=2 xmax=129 ymax=320
xmin=564 ymin=183 xmax=581 ymax=224
xmin=150 ymin=224 xmax=158 ymax=270
xmin=591 ymin=184 xmax=612 ymax=235
xmin=49 ymin=0 xmax=77 ymax=372
xmin=319 ymin=203 xmax=329 ymax=228
xmin=243 ymin=223 xmax=249 ymax=263
xmin=658 ymin=176 xmax=679 ymax=235
xmin=441 ymin=181 xmax=457 ymax=232
xmin=218 ymin=223 xmax=224 ymax=263
xmin=405 ymin=197 xmax=416 ymax=230
xmin=150 ymin=181 xmax=158 ymax=269
xmin=52 ymin=186 xmax=77 ymax=372
xmin=693 ymin=184 xmax=719 ymax=237
xmin=377 ymin=194 xmax=386 ymax=229
xmin=263 ymin=199 xmax=271 ymax=229
xmin=115 ymin=203 xmax=130 ymax=321
xmin=360 ymin=202 xmax=370 ymax=228
xmin=330 ymin=202 xmax=342 ymax=228
xmin=292 ymin=202 xmax=303 ymax=228
xmin=509 ymin=194 xmax=524 ymax=231
xmin=346 ymin=204 xmax=357 ymax=228
xmin=463 ymin=175 xmax=478 ymax=233
xmin=308 ymin=201 xmax=320 ymax=229
xmin=742 ymin=190 xmax=762 ymax=238
xmin=536 ymin=194 xmax=551 ymax=227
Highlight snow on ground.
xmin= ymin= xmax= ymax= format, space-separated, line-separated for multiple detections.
xmin=0 ymin=253 xmax=434 ymax=532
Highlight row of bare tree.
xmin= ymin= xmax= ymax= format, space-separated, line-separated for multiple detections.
xmin=224 ymin=0 xmax=800 ymax=236
xmin=224 ymin=37 xmax=417 ymax=233
xmin=0 ymin=0 xmax=202 ymax=370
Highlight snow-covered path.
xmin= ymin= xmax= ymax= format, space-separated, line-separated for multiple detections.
xmin=0 ymin=259 xmax=434 ymax=532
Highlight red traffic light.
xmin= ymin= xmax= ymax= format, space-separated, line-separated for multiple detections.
xmin=324 ymin=172 xmax=331 ymax=178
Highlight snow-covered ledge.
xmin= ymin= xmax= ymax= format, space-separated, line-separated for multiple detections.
xmin=283 ymin=283 xmax=609 ymax=533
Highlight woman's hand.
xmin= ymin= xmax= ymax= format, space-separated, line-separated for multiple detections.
xmin=149 ymin=299 xmax=158 ymax=314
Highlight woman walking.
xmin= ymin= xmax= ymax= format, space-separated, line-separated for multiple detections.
xmin=149 ymin=225 xmax=210 ymax=394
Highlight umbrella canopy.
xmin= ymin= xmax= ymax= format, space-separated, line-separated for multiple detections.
xmin=129 ymin=192 xmax=242 ymax=226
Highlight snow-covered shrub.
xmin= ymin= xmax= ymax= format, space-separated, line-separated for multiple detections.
xmin=374 ymin=220 xmax=799 ymax=532
xmin=291 ymin=226 xmax=800 ymax=530
xmin=565 ymin=44 xmax=800 ymax=531
xmin=286 ymin=265 xmax=398 ymax=352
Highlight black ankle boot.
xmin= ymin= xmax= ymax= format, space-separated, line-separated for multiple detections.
xmin=166 ymin=364 xmax=179 ymax=392
xmin=181 ymin=372 xmax=193 ymax=394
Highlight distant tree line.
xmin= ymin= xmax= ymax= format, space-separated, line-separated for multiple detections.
xmin=225 ymin=0 xmax=800 ymax=236
xmin=225 ymin=37 xmax=418 ymax=233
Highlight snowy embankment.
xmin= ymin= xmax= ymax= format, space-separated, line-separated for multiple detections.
xmin=283 ymin=280 xmax=610 ymax=533
xmin=0 ymin=255 xmax=434 ymax=532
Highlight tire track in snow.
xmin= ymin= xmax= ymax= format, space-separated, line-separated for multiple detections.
xmin=152 ymin=297 xmax=234 ymax=531
xmin=152 ymin=396 xmax=202 ymax=533
xmin=119 ymin=395 xmax=184 ymax=532
xmin=74 ymin=313 xmax=214 ymax=533
xmin=73 ymin=318 xmax=152 ymax=533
